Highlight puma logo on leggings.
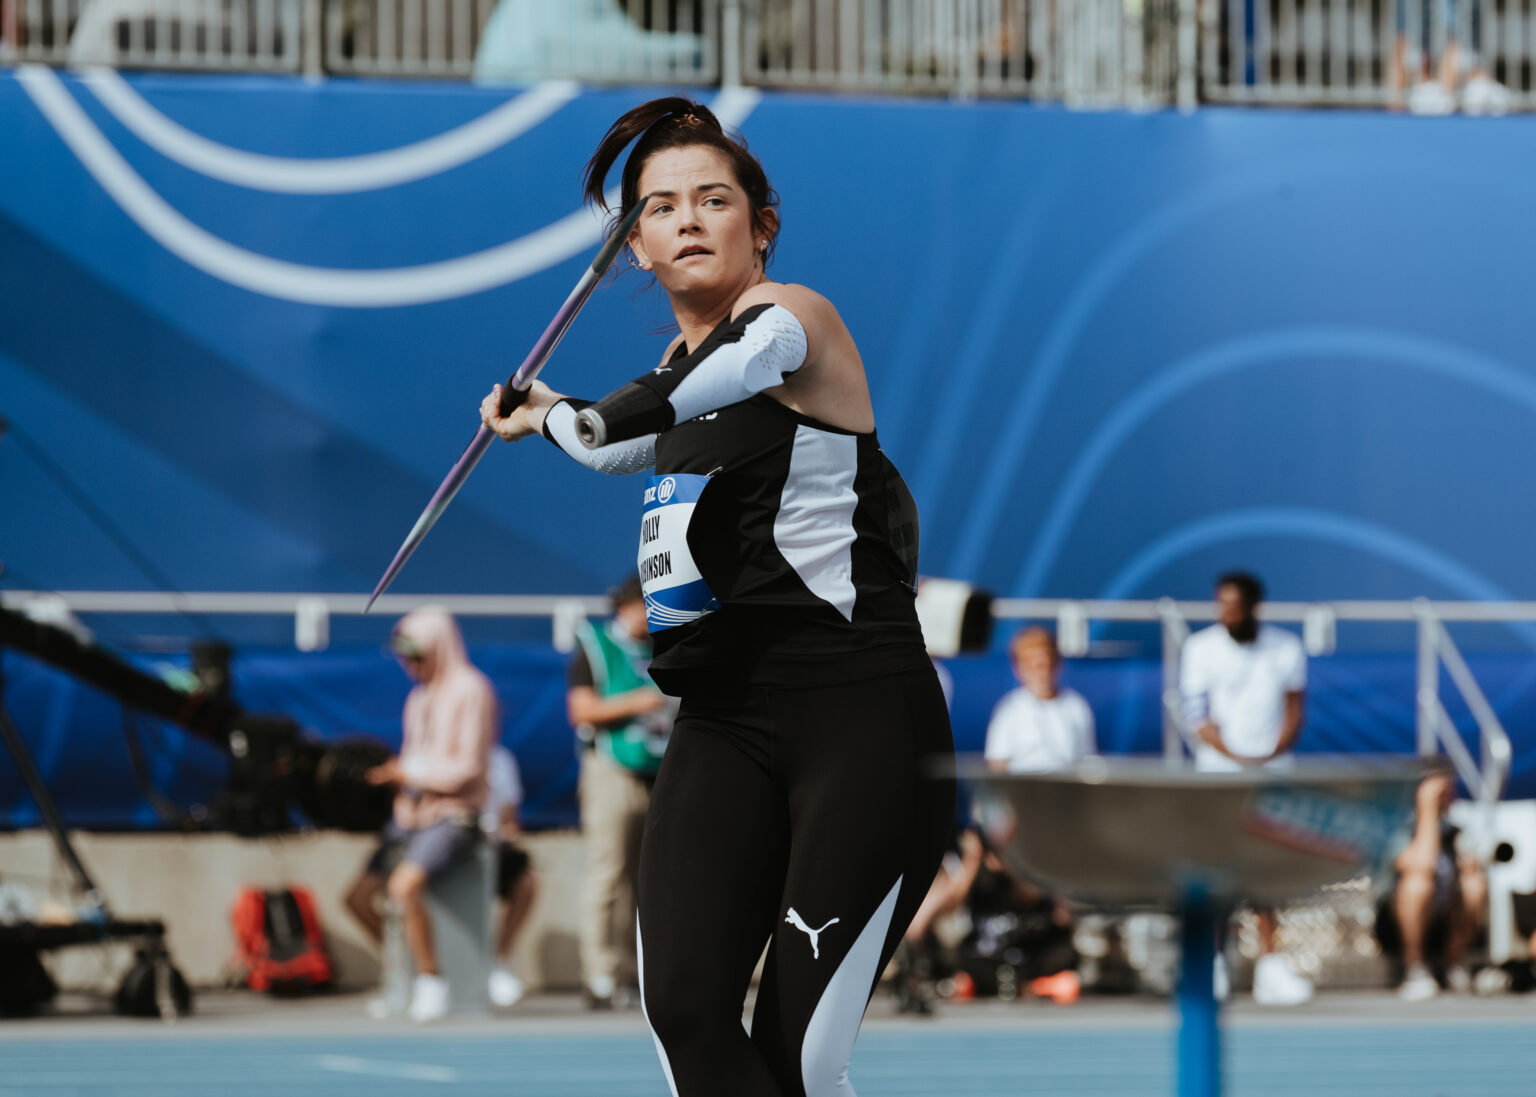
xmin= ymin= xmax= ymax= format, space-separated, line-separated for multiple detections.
xmin=784 ymin=909 xmax=840 ymax=960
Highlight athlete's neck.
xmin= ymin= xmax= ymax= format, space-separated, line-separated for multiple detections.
xmin=669 ymin=269 xmax=771 ymax=351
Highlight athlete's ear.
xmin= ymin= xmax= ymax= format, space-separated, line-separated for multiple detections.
xmin=754 ymin=208 xmax=781 ymax=255
xmin=628 ymin=229 xmax=653 ymax=272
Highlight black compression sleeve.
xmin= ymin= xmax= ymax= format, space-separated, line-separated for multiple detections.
xmin=578 ymin=382 xmax=673 ymax=447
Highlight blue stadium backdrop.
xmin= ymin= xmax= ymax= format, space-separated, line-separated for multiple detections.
xmin=3 ymin=67 xmax=1535 ymax=826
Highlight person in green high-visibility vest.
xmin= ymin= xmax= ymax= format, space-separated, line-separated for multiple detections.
xmin=567 ymin=575 xmax=675 ymax=1008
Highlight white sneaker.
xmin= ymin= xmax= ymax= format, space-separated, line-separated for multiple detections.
xmin=1474 ymin=966 xmax=1511 ymax=996
xmin=1408 ymin=81 xmax=1457 ymax=116
xmin=1213 ymin=954 xmax=1230 ymax=1002
xmin=488 ymin=966 xmax=525 ymax=1008
xmin=1445 ymin=964 xmax=1472 ymax=995
xmin=1399 ymin=964 xmax=1438 ymax=1002
xmin=1252 ymin=954 xmax=1313 ymax=1006
xmin=408 ymin=973 xmax=451 ymax=1023
xmin=1462 ymin=75 xmax=1512 ymax=116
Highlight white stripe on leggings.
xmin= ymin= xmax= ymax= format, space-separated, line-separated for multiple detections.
xmin=800 ymin=875 xmax=903 ymax=1097
xmin=637 ymin=915 xmax=682 ymax=1097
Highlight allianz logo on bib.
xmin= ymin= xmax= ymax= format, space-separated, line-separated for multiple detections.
xmin=644 ymin=475 xmax=693 ymax=507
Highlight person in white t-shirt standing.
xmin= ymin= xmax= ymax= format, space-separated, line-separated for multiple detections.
xmin=1179 ymin=571 xmax=1312 ymax=1006
xmin=985 ymin=627 xmax=1096 ymax=773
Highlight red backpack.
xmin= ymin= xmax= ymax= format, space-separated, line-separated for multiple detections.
xmin=231 ymin=886 xmax=333 ymax=994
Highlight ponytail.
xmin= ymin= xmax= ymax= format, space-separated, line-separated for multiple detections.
xmin=582 ymin=97 xmax=780 ymax=266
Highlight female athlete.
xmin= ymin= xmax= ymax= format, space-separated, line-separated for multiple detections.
xmin=481 ymin=97 xmax=954 ymax=1097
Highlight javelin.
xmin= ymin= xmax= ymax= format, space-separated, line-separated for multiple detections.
xmin=365 ymin=196 xmax=650 ymax=611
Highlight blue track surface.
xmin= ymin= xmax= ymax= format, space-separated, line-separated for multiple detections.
xmin=4 ymin=1026 xmax=1533 ymax=1097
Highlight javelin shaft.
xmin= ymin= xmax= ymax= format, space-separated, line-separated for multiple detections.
xmin=366 ymin=198 xmax=649 ymax=611
xmin=499 ymin=196 xmax=647 ymax=414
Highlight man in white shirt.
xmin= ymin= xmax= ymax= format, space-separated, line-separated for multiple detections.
xmin=1180 ymin=571 xmax=1312 ymax=1006
xmin=985 ymin=627 xmax=1096 ymax=773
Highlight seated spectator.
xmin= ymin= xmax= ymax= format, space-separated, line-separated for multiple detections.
xmin=344 ymin=607 xmax=496 ymax=1023
xmin=474 ymin=0 xmax=704 ymax=83
xmin=1390 ymin=0 xmax=1511 ymax=115
xmin=895 ymin=826 xmax=1078 ymax=1011
xmin=483 ymin=743 xmax=537 ymax=1008
xmin=984 ymin=627 xmax=1096 ymax=773
xmin=1383 ymin=773 xmax=1487 ymax=1001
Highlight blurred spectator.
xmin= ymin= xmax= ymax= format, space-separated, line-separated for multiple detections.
xmin=483 ymin=744 xmax=537 ymax=1008
xmin=568 ymin=576 xmax=674 ymax=1008
xmin=344 ymin=607 xmax=496 ymax=1023
xmin=1385 ymin=773 xmax=1486 ymax=1001
xmin=983 ymin=627 xmax=1096 ymax=774
xmin=474 ymin=0 xmax=704 ymax=83
xmin=1181 ymin=571 xmax=1313 ymax=1006
xmin=895 ymin=825 xmax=1078 ymax=1012
xmin=1391 ymin=0 xmax=1510 ymax=115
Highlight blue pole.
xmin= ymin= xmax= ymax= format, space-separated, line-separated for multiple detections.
xmin=1177 ymin=886 xmax=1222 ymax=1097
xmin=1243 ymin=0 xmax=1257 ymax=86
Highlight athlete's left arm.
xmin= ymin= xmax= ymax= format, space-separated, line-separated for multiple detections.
xmin=575 ymin=285 xmax=830 ymax=446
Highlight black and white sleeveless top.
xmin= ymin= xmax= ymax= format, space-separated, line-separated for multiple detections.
xmin=548 ymin=306 xmax=929 ymax=693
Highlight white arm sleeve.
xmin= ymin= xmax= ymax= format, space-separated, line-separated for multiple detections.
xmin=658 ymin=303 xmax=809 ymax=425
xmin=578 ymin=304 xmax=812 ymax=446
xmin=543 ymin=400 xmax=655 ymax=475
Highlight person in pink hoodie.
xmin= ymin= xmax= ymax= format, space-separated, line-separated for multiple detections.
xmin=344 ymin=607 xmax=496 ymax=1022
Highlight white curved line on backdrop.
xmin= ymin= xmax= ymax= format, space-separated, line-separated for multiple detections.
xmin=79 ymin=66 xmax=581 ymax=194
xmin=17 ymin=65 xmax=763 ymax=308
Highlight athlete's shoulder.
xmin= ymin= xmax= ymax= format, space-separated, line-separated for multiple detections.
xmin=658 ymin=332 xmax=686 ymax=366
xmin=731 ymin=281 xmax=841 ymax=332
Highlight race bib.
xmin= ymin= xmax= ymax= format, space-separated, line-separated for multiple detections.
xmin=638 ymin=473 xmax=720 ymax=632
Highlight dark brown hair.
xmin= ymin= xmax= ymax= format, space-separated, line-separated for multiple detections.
xmin=582 ymin=97 xmax=780 ymax=267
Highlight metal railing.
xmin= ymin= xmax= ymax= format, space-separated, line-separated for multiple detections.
xmin=991 ymin=595 xmax=1515 ymax=803
xmin=0 ymin=589 xmax=1518 ymax=800
xmin=1145 ymin=596 xmax=1512 ymax=807
xmin=10 ymin=0 xmax=1531 ymax=110
xmin=3 ymin=0 xmax=316 ymax=72
xmin=3 ymin=0 xmax=1189 ymax=104
xmin=329 ymin=0 xmax=719 ymax=84
xmin=1204 ymin=0 xmax=1536 ymax=110
xmin=743 ymin=0 xmax=1182 ymax=104
xmin=1415 ymin=602 xmax=1512 ymax=807
xmin=0 ymin=588 xmax=609 ymax=653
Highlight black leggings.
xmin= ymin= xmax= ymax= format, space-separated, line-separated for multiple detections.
xmin=636 ymin=667 xmax=955 ymax=1097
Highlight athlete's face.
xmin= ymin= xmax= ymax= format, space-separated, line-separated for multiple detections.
xmin=628 ymin=145 xmax=764 ymax=297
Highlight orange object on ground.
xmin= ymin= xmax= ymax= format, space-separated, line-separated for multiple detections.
xmin=1028 ymin=970 xmax=1081 ymax=1005
xmin=947 ymin=970 xmax=976 ymax=1001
